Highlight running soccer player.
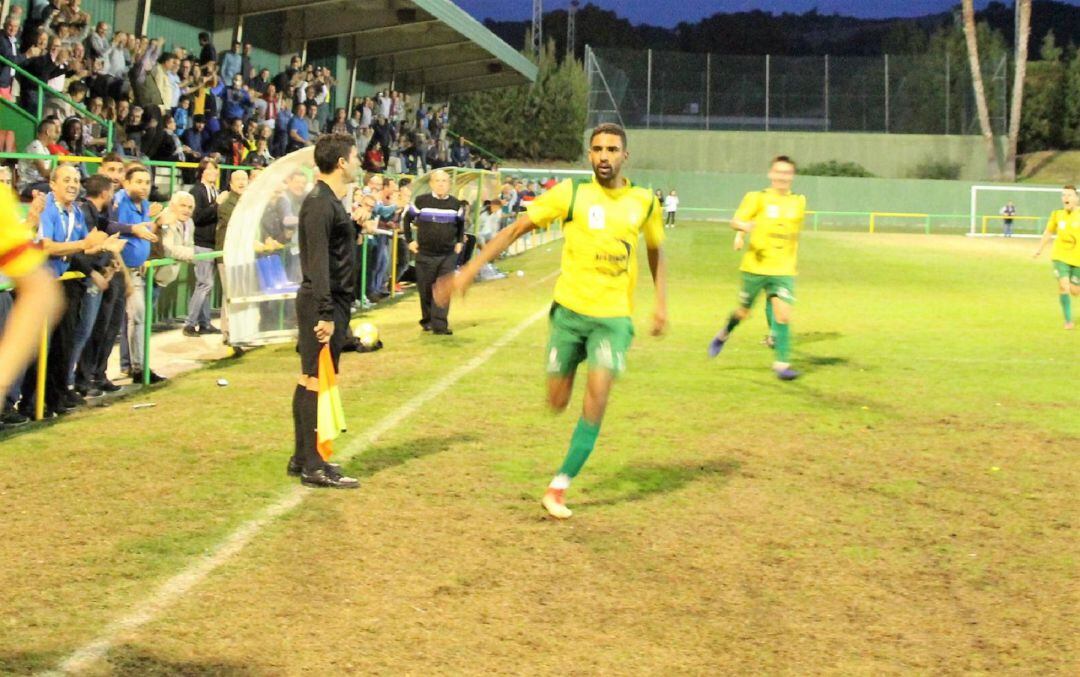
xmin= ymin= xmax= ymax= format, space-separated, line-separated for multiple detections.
xmin=1033 ymin=185 xmax=1080 ymax=330
xmin=708 ymin=156 xmax=805 ymax=380
xmin=0 ymin=187 xmax=62 ymax=396
xmin=435 ymin=123 xmax=667 ymax=520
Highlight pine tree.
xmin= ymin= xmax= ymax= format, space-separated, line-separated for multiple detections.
xmin=450 ymin=41 xmax=588 ymax=162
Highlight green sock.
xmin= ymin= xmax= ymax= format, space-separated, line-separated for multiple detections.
xmin=1061 ymin=294 xmax=1073 ymax=323
xmin=774 ymin=322 xmax=791 ymax=363
xmin=765 ymin=302 xmax=776 ymax=338
xmin=553 ymin=417 xmax=602 ymax=487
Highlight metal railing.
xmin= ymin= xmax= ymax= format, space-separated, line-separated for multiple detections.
xmin=0 ymin=53 xmax=114 ymax=149
xmin=680 ymin=207 xmax=1046 ymax=236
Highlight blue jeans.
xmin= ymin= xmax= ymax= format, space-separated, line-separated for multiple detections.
xmin=68 ymin=284 xmax=102 ymax=387
xmin=185 ymin=247 xmax=215 ymax=329
xmin=371 ymin=235 xmax=390 ymax=295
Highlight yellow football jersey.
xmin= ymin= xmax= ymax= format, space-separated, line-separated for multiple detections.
xmin=0 ymin=186 xmax=44 ymax=279
xmin=733 ymin=189 xmax=806 ymax=276
xmin=527 ymin=177 xmax=664 ymax=318
xmin=1046 ymin=208 xmax=1080 ymax=267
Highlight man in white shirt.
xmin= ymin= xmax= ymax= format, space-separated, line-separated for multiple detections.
xmin=663 ymin=189 xmax=679 ymax=228
xmin=18 ymin=118 xmax=58 ymax=198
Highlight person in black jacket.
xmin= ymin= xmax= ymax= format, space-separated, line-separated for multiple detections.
xmin=0 ymin=15 xmax=24 ymax=100
xmin=403 ymin=169 xmax=464 ymax=335
xmin=286 ymin=133 xmax=362 ymax=489
xmin=20 ymin=36 xmax=70 ymax=115
xmin=184 ymin=157 xmax=221 ymax=336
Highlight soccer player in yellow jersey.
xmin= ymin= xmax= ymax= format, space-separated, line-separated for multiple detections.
xmin=436 ymin=123 xmax=667 ymax=519
xmin=1034 ymin=185 xmax=1080 ymax=330
xmin=709 ymin=156 xmax=805 ymax=380
xmin=0 ymin=187 xmax=62 ymax=396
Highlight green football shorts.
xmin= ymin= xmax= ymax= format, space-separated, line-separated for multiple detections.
xmin=738 ymin=272 xmax=796 ymax=308
xmin=1052 ymin=260 xmax=1080 ymax=285
xmin=545 ymin=303 xmax=634 ymax=377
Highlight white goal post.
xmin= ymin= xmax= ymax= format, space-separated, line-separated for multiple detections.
xmin=969 ymin=184 xmax=1060 ymax=238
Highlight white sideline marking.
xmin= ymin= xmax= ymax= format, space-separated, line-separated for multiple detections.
xmin=49 ymin=304 xmax=550 ymax=675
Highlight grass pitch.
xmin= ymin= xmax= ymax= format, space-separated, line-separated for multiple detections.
xmin=1 ymin=222 xmax=1076 ymax=674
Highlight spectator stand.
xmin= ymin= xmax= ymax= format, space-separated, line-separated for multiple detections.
xmin=0 ymin=53 xmax=114 ymax=150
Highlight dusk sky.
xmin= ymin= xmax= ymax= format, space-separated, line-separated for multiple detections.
xmin=456 ymin=1 xmax=1080 ymax=28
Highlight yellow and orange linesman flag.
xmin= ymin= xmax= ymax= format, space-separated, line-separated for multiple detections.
xmin=316 ymin=344 xmax=347 ymax=460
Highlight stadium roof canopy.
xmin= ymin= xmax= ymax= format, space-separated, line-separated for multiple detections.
xmin=221 ymin=0 xmax=537 ymax=96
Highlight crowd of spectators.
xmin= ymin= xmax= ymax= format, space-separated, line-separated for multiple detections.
xmin=0 ymin=4 xmax=515 ymax=430
xmin=0 ymin=4 xmax=493 ymax=199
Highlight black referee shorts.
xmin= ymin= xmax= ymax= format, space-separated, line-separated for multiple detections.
xmin=296 ymin=290 xmax=351 ymax=377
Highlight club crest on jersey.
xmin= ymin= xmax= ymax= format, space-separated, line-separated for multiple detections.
xmin=589 ymin=205 xmax=606 ymax=230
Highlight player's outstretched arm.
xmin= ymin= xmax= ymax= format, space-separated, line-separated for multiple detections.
xmin=0 ymin=266 xmax=61 ymax=395
xmin=730 ymin=218 xmax=754 ymax=233
xmin=434 ymin=212 xmax=538 ymax=306
xmin=1034 ymin=228 xmax=1054 ymax=258
xmin=647 ymin=246 xmax=667 ymax=336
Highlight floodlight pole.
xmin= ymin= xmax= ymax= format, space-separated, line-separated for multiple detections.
xmin=884 ymin=54 xmax=890 ymax=133
xmin=705 ymin=52 xmax=711 ymax=131
xmin=824 ymin=54 xmax=830 ymax=131
xmin=646 ymin=48 xmax=652 ymax=129
xmin=765 ymin=54 xmax=771 ymax=132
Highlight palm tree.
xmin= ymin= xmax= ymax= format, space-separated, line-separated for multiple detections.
xmin=1005 ymin=0 xmax=1032 ymax=181
xmin=962 ymin=0 xmax=1002 ymax=179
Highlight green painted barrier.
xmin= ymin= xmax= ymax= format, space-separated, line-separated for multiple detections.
xmin=142 ymin=250 xmax=223 ymax=386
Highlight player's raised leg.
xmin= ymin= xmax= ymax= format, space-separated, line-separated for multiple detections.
xmin=543 ymin=368 xmax=614 ymax=520
xmin=709 ymin=275 xmax=760 ymax=357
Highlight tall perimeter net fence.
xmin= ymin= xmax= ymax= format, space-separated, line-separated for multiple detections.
xmin=586 ymin=46 xmax=1010 ymax=135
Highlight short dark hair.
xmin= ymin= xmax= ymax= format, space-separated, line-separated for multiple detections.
xmin=124 ymin=164 xmax=150 ymax=181
xmin=589 ymin=122 xmax=627 ymax=148
xmin=1064 ymin=184 xmax=1078 ymax=194
xmin=198 ymin=32 xmax=210 ymax=42
xmin=192 ymin=113 xmax=205 ymax=124
xmin=84 ymin=173 xmax=113 ymax=198
xmin=100 ymin=152 xmax=124 ymax=166
xmin=772 ymin=155 xmax=797 ymax=169
xmin=313 ymin=134 xmax=356 ymax=174
xmin=36 ymin=118 xmax=56 ymax=135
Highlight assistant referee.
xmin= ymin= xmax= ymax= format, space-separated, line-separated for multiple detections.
xmin=287 ymin=134 xmax=362 ymax=489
